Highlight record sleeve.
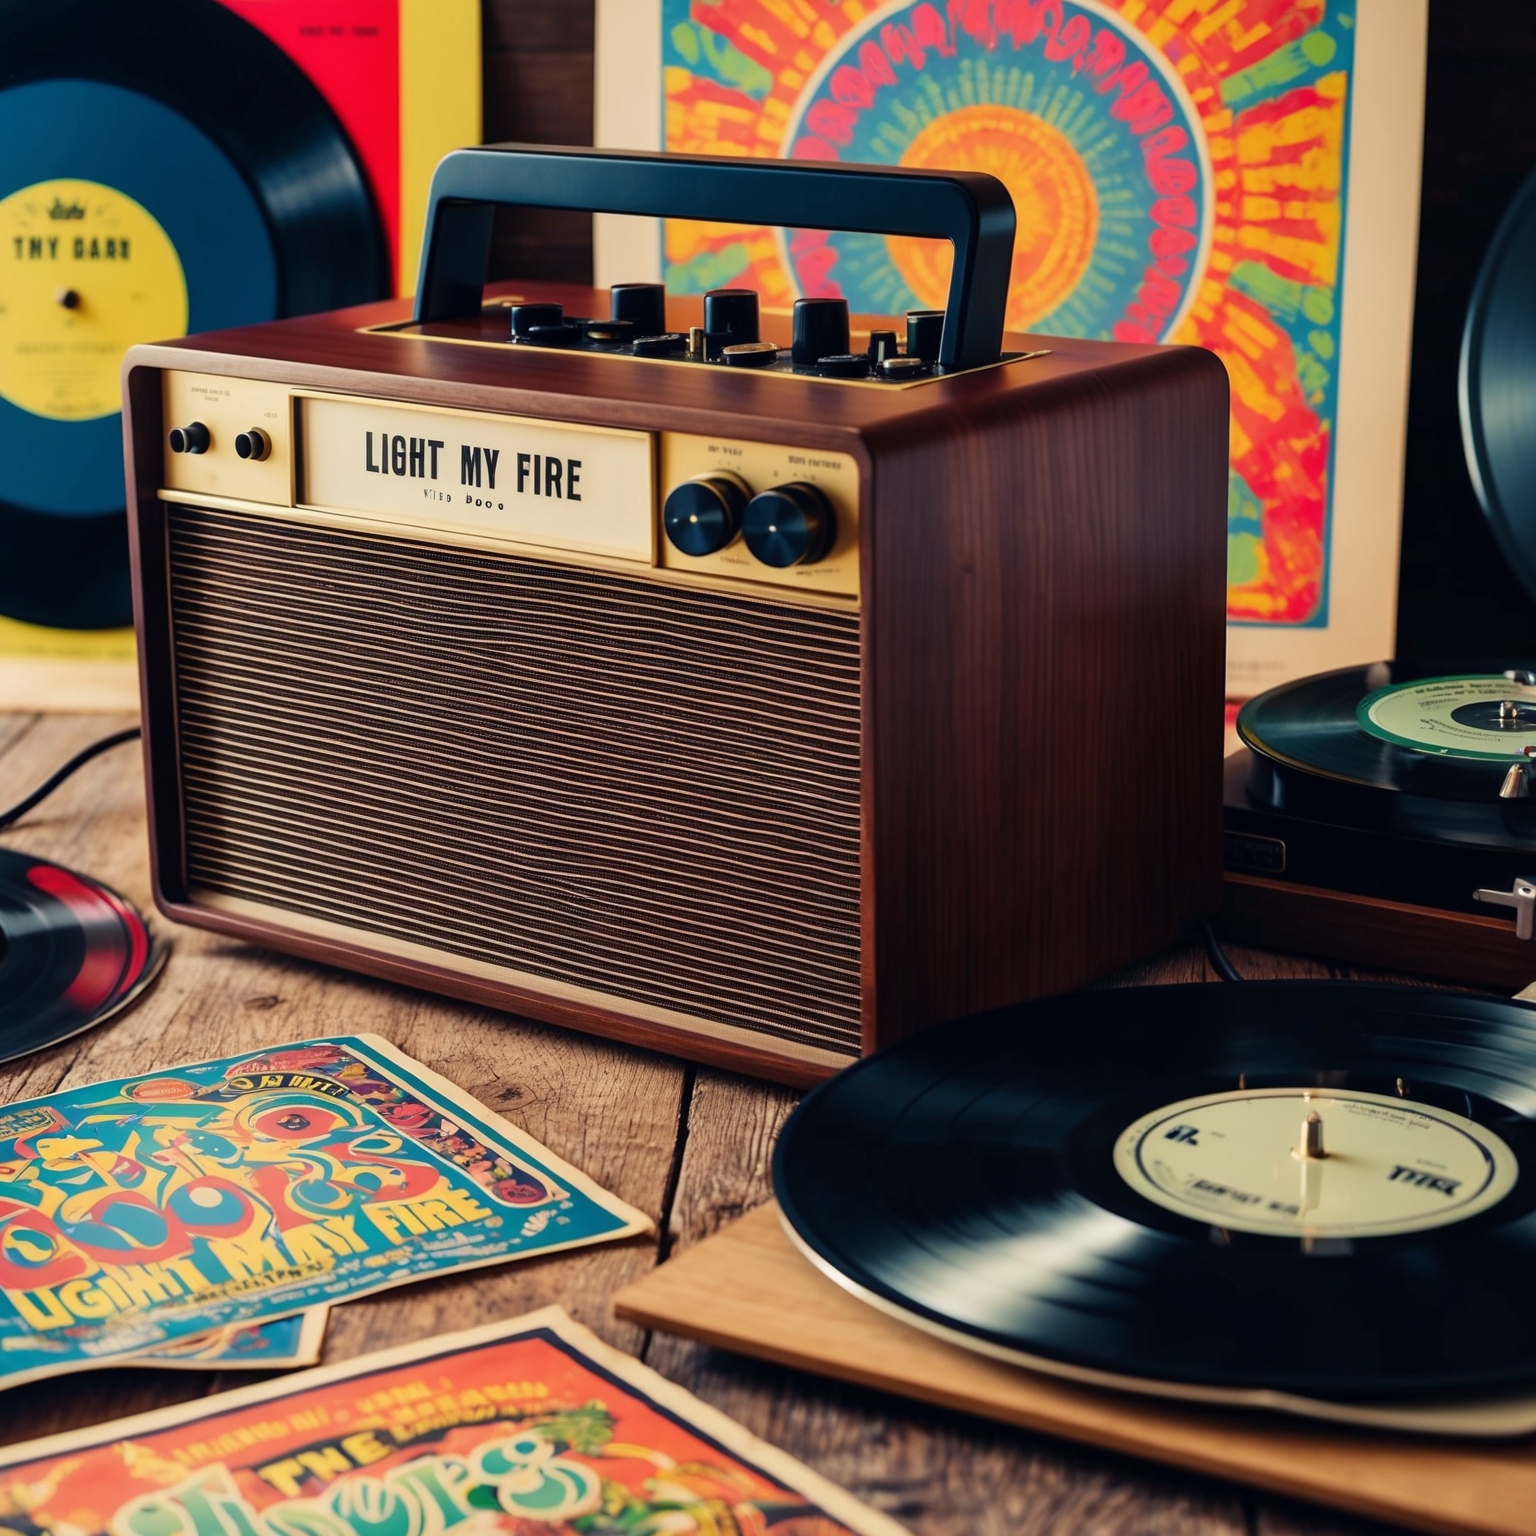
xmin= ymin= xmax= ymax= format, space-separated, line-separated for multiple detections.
xmin=0 ymin=1306 xmax=908 ymax=1535
xmin=0 ymin=1036 xmax=649 ymax=1390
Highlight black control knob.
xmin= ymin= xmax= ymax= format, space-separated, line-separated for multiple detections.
xmin=509 ymin=302 xmax=563 ymax=338
xmin=168 ymin=422 xmax=209 ymax=454
xmin=663 ymin=473 xmax=751 ymax=556
xmin=867 ymin=329 xmax=899 ymax=364
xmin=704 ymin=288 xmax=759 ymax=356
xmin=610 ymin=282 xmax=667 ymax=334
xmin=906 ymin=309 xmax=944 ymax=363
xmin=234 ymin=428 xmax=270 ymax=461
xmin=632 ymin=332 xmax=688 ymax=358
xmin=792 ymin=297 xmax=850 ymax=366
xmin=742 ymin=482 xmax=835 ymax=567
xmin=816 ymin=353 xmax=871 ymax=378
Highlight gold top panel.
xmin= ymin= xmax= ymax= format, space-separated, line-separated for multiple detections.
xmin=162 ymin=373 xmax=292 ymax=505
xmin=660 ymin=435 xmax=858 ymax=600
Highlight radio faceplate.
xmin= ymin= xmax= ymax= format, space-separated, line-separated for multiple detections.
xmin=159 ymin=371 xmax=860 ymax=605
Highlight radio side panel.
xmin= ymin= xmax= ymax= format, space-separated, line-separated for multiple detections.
xmin=865 ymin=345 xmax=1230 ymax=1043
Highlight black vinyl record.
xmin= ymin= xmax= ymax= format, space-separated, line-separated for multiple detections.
xmin=0 ymin=847 xmax=163 ymax=1060
xmin=775 ymin=982 xmax=1536 ymax=1403
xmin=1238 ymin=659 xmax=1536 ymax=805
xmin=0 ymin=0 xmax=390 ymax=629
xmin=1462 ymin=164 xmax=1536 ymax=608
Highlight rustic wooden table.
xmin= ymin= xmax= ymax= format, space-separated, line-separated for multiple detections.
xmin=0 ymin=712 xmax=1400 ymax=1536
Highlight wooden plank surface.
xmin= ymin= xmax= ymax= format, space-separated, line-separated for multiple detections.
xmin=0 ymin=713 xmax=1410 ymax=1534
xmin=619 ymin=1202 xmax=1536 ymax=1536
xmin=0 ymin=714 xmax=685 ymax=1438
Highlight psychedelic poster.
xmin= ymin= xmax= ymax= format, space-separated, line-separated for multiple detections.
xmin=0 ymin=1037 xmax=648 ymax=1388
xmin=0 ymin=1307 xmax=910 ymax=1535
xmin=598 ymin=0 xmax=1425 ymax=693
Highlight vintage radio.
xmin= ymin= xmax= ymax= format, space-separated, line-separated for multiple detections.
xmin=124 ymin=147 xmax=1227 ymax=1085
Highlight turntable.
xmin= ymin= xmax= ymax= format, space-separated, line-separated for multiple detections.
xmin=1223 ymin=167 xmax=1536 ymax=989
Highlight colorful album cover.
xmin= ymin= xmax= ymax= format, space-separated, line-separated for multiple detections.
xmin=596 ymin=0 xmax=1426 ymax=694
xmin=0 ymin=1036 xmax=649 ymax=1389
xmin=129 ymin=1308 xmax=329 ymax=1371
xmin=0 ymin=1306 xmax=909 ymax=1535
xmin=214 ymin=0 xmax=481 ymax=296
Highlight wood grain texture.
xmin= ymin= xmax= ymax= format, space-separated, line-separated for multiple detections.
xmin=639 ymin=1066 xmax=1250 ymax=1536
xmin=482 ymin=0 xmax=596 ymax=285
xmin=122 ymin=286 xmax=1227 ymax=1078
xmin=620 ymin=1203 xmax=1536 ymax=1536
xmin=867 ymin=345 xmax=1230 ymax=1040
xmin=0 ymin=719 xmax=1398 ymax=1533
xmin=0 ymin=714 xmax=681 ymax=1435
xmin=1222 ymin=873 xmax=1536 ymax=990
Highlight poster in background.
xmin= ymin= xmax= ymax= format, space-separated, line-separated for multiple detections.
xmin=596 ymin=0 xmax=1427 ymax=696
xmin=0 ymin=0 xmax=481 ymax=710
xmin=0 ymin=1307 xmax=910 ymax=1535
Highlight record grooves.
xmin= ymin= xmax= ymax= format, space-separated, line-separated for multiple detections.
xmin=0 ymin=847 xmax=163 ymax=1061
xmin=0 ymin=0 xmax=389 ymax=629
xmin=774 ymin=982 xmax=1536 ymax=1405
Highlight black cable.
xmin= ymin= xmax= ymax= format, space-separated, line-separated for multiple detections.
xmin=0 ymin=726 xmax=142 ymax=832
xmin=1200 ymin=915 xmax=1245 ymax=983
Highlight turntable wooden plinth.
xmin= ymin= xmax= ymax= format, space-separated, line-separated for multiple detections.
xmin=616 ymin=1201 xmax=1536 ymax=1536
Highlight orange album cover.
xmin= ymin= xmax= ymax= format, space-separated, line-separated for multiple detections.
xmin=0 ymin=1306 xmax=909 ymax=1535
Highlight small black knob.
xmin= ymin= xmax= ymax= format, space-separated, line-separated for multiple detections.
xmin=867 ymin=329 xmax=899 ymax=364
xmin=792 ymin=297 xmax=850 ymax=366
xmin=610 ymin=282 xmax=667 ymax=334
xmin=704 ymin=288 xmax=759 ymax=356
xmin=663 ymin=474 xmax=750 ymax=556
xmin=509 ymin=302 xmax=563 ymax=337
xmin=168 ymin=422 xmax=209 ymax=454
xmin=523 ymin=321 xmax=583 ymax=347
xmin=234 ymin=428 xmax=270 ymax=461
xmin=906 ymin=309 xmax=944 ymax=363
xmin=743 ymin=482 xmax=836 ymax=567
xmin=816 ymin=353 xmax=871 ymax=378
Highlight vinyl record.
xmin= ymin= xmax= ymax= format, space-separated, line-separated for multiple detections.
xmin=775 ymin=982 xmax=1536 ymax=1404
xmin=1462 ymin=164 xmax=1536 ymax=607
xmin=0 ymin=847 xmax=164 ymax=1061
xmin=1237 ymin=659 xmax=1536 ymax=803
xmin=0 ymin=0 xmax=390 ymax=629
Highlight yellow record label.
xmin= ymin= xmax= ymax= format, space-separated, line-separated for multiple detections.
xmin=0 ymin=178 xmax=187 ymax=421
xmin=1115 ymin=1087 xmax=1517 ymax=1238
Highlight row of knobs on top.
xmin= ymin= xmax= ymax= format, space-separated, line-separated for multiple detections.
xmin=509 ymin=282 xmax=944 ymax=380
xmin=167 ymin=422 xmax=271 ymax=460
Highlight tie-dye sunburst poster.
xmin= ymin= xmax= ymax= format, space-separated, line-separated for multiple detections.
xmin=598 ymin=0 xmax=1425 ymax=695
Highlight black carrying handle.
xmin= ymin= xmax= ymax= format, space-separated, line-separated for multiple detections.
xmin=414 ymin=144 xmax=1016 ymax=372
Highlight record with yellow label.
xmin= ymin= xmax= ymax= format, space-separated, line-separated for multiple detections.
xmin=776 ymin=981 xmax=1536 ymax=1405
xmin=0 ymin=0 xmax=390 ymax=629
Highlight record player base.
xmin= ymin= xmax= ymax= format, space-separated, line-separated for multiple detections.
xmin=615 ymin=1202 xmax=1536 ymax=1536
xmin=1222 ymin=872 xmax=1536 ymax=990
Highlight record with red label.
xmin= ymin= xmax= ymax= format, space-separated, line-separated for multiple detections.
xmin=0 ymin=847 xmax=164 ymax=1061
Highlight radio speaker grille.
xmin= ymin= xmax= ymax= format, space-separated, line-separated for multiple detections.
xmin=166 ymin=504 xmax=862 ymax=1055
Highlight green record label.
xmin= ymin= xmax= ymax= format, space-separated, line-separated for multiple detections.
xmin=1357 ymin=674 xmax=1536 ymax=760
